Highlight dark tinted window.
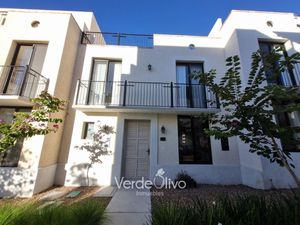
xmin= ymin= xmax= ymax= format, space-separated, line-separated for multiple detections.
xmin=178 ymin=116 xmax=212 ymax=164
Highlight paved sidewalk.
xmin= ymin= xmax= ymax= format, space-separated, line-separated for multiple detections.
xmin=105 ymin=188 xmax=151 ymax=225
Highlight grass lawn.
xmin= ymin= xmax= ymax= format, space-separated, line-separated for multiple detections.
xmin=0 ymin=186 xmax=111 ymax=225
xmin=149 ymin=185 xmax=300 ymax=225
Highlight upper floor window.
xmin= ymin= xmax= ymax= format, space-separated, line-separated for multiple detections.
xmin=1 ymin=43 xmax=48 ymax=96
xmin=0 ymin=107 xmax=31 ymax=167
xmin=88 ymin=59 xmax=122 ymax=105
xmin=176 ymin=62 xmax=206 ymax=108
xmin=178 ymin=115 xmax=212 ymax=164
xmin=258 ymin=41 xmax=297 ymax=86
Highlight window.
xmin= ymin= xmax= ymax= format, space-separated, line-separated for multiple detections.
xmin=88 ymin=59 xmax=121 ymax=105
xmin=221 ymin=137 xmax=230 ymax=151
xmin=178 ymin=116 xmax=212 ymax=164
xmin=0 ymin=13 xmax=7 ymax=26
xmin=0 ymin=107 xmax=31 ymax=167
xmin=258 ymin=41 xmax=296 ymax=86
xmin=259 ymin=41 xmax=300 ymax=152
xmin=82 ymin=122 xmax=95 ymax=139
xmin=2 ymin=43 xmax=48 ymax=96
xmin=176 ymin=63 xmax=206 ymax=108
xmin=276 ymin=111 xmax=300 ymax=152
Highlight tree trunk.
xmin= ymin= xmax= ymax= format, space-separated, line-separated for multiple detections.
xmin=270 ymin=136 xmax=300 ymax=188
xmin=86 ymin=164 xmax=91 ymax=187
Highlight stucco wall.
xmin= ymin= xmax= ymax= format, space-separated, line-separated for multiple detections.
xmin=0 ymin=9 xmax=84 ymax=196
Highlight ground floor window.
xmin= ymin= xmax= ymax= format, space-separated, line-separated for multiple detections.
xmin=178 ymin=115 xmax=212 ymax=164
xmin=0 ymin=107 xmax=31 ymax=167
xmin=276 ymin=111 xmax=300 ymax=152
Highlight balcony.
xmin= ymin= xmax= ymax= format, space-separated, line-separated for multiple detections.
xmin=81 ymin=32 xmax=153 ymax=48
xmin=0 ymin=65 xmax=49 ymax=106
xmin=74 ymin=80 xmax=219 ymax=113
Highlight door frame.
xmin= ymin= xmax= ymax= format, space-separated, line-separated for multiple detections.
xmin=121 ymin=119 xmax=151 ymax=180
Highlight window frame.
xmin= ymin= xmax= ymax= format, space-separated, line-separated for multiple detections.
xmin=177 ymin=115 xmax=212 ymax=164
xmin=221 ymin=137 xmax=230 ymax=151
xmin=86 ymin=58 xmax=122 ymax=105
xmin=175 ymin=62 xmax=207 ymax=108
xmin=0 ymin=106 xmax=32 ymax=167
xmin=82 ymin=122 xmax=95 ymax=140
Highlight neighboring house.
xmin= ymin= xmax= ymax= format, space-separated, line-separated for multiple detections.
xmin=0 ymin=8 xmax=99 ymax=197
xmin=0 ymin=8 xmax=300 ymax=197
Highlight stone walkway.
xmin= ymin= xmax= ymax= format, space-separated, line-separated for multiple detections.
xmin=105 ymin=188 xmax=151 ymax=225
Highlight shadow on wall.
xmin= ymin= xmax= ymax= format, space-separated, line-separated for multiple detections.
xmin=0 ymin=168 xmax=36 ymax=198
xmin=54 ymin=44 xmax=88 ymax=186
xmin=65 ymin=163 xmax=97 ymax=186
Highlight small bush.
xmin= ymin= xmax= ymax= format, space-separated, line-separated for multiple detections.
xmin=174 ymin=171 xmax=197 ymax=188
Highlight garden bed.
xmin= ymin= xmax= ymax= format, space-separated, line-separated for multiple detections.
xmin=149 ymin=185 xmax=299 ymax=225
xmin=0 ymin=186 xmax=111 ymax=225
xmin=151 ymin=184 xmax=294 ymax=202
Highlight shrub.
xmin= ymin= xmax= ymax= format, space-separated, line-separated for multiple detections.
xmin=148 ymin=192 xmax=300 ymax=225
xmin=0 ymin=199 xmax=107 ymax=225
xmin=174 ymin=171 xmax=197 ymax=188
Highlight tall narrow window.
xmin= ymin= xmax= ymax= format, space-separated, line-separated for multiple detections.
xmin=221 ymin=137 xmax=230 ymax=151
xmin=258 ymin=41 xmax=296 ymax=86
xmin=178 ymin=116 xmax=212 ymax=164
xmin=88 ymin=59 xmax=121 ymax=105
xmin=2 ymin=43 xmax=47 ymax=96
xmin=0 ymin=107 xmax=31 ymax=167
xmin=176 ymin=63 xmax=206 ymax=108
xmin=259 ymin=41 xmax=300 ymax=152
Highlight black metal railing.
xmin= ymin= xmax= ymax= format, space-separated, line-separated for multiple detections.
xmin=0 ymin=65 xmax=49 ymax=98
xmin=76 ymin=80 xmax=218 ymax=109
xmin=81 ymin=32 xmax=153 ymax=48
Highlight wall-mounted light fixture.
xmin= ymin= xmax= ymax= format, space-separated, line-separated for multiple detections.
xmin=148 ymin=64 xmax=152 ymax=71
xmin=189 ymin=44 xmax=195 ymax=49
xmin=266 ymin=21 xmax=273 ymax=27
xmin=31 ymin=20 xmax=40 ymax=28
xmin=161 ymin=125 xmax=166 ymax=134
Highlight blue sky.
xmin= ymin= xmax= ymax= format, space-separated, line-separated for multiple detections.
xmin=1 ymin=0 xmax=300 ymax=35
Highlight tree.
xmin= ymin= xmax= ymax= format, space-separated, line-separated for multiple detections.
xmin=0 ymin=91 xmax=66 ymax=152
xmin=193 ymin=48 xmax=300 ymax=188
xmin=75 ymin=123 xmax=114 ymax=186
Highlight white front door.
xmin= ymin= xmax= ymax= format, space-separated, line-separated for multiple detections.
xmin=123 ymin=120 xmax=150 ymax=180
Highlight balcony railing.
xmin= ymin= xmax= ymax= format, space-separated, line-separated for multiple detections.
xmin=75 ymin=80 xmax=219 ymax=109
xmin=0 ymin=65 xmax=49 ymax=98
xmin=81 ymin=32 xmax=153 ymax=48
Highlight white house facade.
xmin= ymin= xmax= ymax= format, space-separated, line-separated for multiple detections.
xmin=0 ymin=8 xmax=300 ymax=197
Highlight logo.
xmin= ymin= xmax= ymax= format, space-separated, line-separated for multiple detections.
xmin=115 ymin=168 xmax=186 ymax=190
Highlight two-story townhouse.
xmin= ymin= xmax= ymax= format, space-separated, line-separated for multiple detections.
xmin=1 ymin=9 xmax=300 ymax=197
xmin=58 ymin=10 xmax=300 ymax=190
xmin=0 ymin=8 xmax=99 ymax=197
